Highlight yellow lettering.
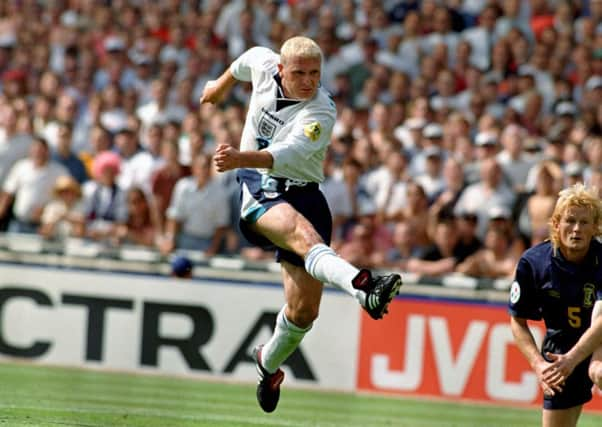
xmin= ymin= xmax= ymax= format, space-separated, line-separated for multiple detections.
xmin=568 ymin=307 xmax=581 ymax=328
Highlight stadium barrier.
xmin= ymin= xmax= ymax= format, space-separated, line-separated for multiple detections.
xmin=0 ymin=234 xmax=601 ymax=411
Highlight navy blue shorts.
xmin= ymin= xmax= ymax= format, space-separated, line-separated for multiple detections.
xmin=236 ymin=169 xmax=332 ymax=266
xmin=542 ymin=332 xmax=593 ymax=410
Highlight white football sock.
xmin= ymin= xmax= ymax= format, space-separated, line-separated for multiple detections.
xmin=261 ymin=306 xmax=310 ymax=373
xmin=304 ymin=243 xmax=365 ymax=305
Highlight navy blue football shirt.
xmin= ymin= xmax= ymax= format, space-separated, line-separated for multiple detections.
xmin=509 ymin=239 xmax=602 ymax=350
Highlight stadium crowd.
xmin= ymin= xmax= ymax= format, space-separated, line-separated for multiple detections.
xmin=0 ymin=0 xmax=600 ymax=281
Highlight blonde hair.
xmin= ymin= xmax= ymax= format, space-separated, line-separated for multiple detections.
xmin=548 ymin=183 xmax=602 ymax=251
xmin=280 ymin=36 xmax=322 ymax=65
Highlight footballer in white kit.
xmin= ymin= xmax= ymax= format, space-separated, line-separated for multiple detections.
xmin=231 ymin=46 xmax=337 ymax=263
xmin=201 ymin=37 xmax=402 ymax=413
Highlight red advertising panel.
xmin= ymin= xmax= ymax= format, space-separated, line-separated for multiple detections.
xmin=357 ymin=297 xmax=602 ymax=410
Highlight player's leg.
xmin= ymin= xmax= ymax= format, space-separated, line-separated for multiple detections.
xmin=253 ymin=261 xmax=320 ymax=413
xmin=252 ymin=202 xmax=402 ymax=319
xmin=589 ymin=346 xmax=602 ymax=388
xmin=262 ymin=260 xmax=321 ymax=370
xmin=252 ymin=202 xmax=364 ymax=301
xmin=542 ymin=406 xmax=582 ymax=427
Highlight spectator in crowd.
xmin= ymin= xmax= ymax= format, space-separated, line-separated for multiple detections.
xmin=123 ymin=123 xmax=164 ymax=195
xmin=73 ymin=93 xmax=103 ymax=154
xmin=321 ymin=156 xmax=373 ymax=245
xmin=99 ymin=83 xmax=128 ymax=134
xmin=390 ymin=180 xmax=431 ymax=248
xmin=496 ymin=124 xmax=536 ymax=194
xmin=385 ymin=220 xmax=424 ymax=269
xmin=111 ymin=186 xmax=160 ymax=247
xmin=487 ymin=204 xmax=526 ymax=257
xmin=588 ymin=165 xmax=602 ymax=198
xmin=159 ymin=153 xmax=229 ymax=255
xmin=410 ymin=123 xmax=445 ymax=176
xmin=564 ymin=160 xmax=586 ymax=186
xmin=337 ymin=221 xmax=385 ymax=269
xmin=82 ymin=150 xmax=127 ymax=242
xmin=41 ymin=92 xmax=78 ymax=149
xmin=136 ymin=78 xmax=187 ymax=133
xmin=520 ymin=160 xmax=561 ymax=246
xmin=78 ymin=124 xmax=112 ymax=178
xmin=454 ymin=157 xmax=516 ymax=239
xmin=52 ymin=121 xmax=88 ymax=184
xmin=456 ymin=224 xmax=518 ymax=279
xmin=151 ymin=138 xmax=190 ymax=230
xmin=364 ymin=148 xmax=408 ymax=223
xmin=0 ymin=137 xmax=68 ymax=233
xmin=454 ymin=209 xmax=483 ymax=258
xmin=113 ymin=127 xmax=143 ymax=191
xmin=38 ymin=175 xmax=85 ymax=240
xmin=0 ymin=103 xmax=33 ymax=189
xmin=415 ymin=146 xmax=445 ymax=202
xmin=583 ymin=135 xmax=602 ymax=183
xmin=403 ymin=214 xmax=464 ymax=277
xmin=465 ymin=130 xmax=502 ymax=184
xmin=429 ymin=156 xmax=467 ymax=218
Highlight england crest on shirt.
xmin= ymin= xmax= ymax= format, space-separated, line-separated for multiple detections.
xmin=258 ymin=111 xmax=278 ymax=140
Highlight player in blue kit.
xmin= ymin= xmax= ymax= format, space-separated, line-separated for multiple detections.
xmin=200 ymin=36 xmax=402 ymax=413
xmin=509 ymin=183 xmax=602 ymax=427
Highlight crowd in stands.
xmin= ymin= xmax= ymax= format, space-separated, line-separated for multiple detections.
xmin=0 ymin=0 xmax=600 ymax=281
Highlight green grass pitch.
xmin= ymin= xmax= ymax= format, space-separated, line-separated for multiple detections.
xmin=1 ymin=362 xmax=601 ymax=427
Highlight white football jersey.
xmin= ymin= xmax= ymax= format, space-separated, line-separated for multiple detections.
xmin=230 ymin=47 xmax=336 ymax=183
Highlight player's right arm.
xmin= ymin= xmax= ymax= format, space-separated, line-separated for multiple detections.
xmin=199 ymin=69 xmax=238 ymax=105
xmin=508 ymin=253 xmax=562 ymax=394
xmin=200 ymin=47 xmax=278 ymax=106
xmin=510 ymin=316 xmax=561 ymax=395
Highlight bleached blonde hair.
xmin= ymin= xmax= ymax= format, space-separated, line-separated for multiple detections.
xmin=280 ymin=36 xmax=322 ymax=65
xmin=548 ymin=183 xmax=602 ymax=251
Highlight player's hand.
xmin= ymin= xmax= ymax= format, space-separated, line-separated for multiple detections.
xmin=542 ymin=352 xmax=574 ymax=388
xmin=534 ymin=358 xmax=564 ymax=396
xmin=213 ymin=143 xmax=240 ymax=172
xmin=199 ymin=80 xmax=220 ymax=105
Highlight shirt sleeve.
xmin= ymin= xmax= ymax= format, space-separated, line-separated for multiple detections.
xmin=508 ymin=256 xmax=542 ymax=320
xmin=2 ymin=161 xmax=23 ymax=194
xmin=214 ymin=190 xmax=231 ymax=228
xmin=230 ymin=47 xmax=279 ymax=83
xmin=165 ymin=179 xmax=186 ymax=221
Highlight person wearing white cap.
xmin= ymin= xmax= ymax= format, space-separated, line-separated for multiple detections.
xmin=393 ymin=116 xmax=426 ymax=153
xmin=464 ymin=129 xmax=502 ymax=185
xmin=565 ymin=161 xmax=586 ymax=186
xmin=409 ymin=122 xmax=446 ymax=176
xmin=496 ymin=124 xmax=537 ymax=193
xmin=93 ymin=36 xmax=137 ymax=91
xmin=582 ymin=75 xmax=602 ymax=112
xmin=415 ymin=146 xmax=445 ymax=201
xmin=454 ymin=157 xmax=516 ymax=239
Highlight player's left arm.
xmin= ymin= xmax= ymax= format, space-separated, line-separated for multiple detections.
xmin=213 ymin=143 xmax=273 ymax=171
xmin=544 ymin=299 xmax=602 ymax=384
